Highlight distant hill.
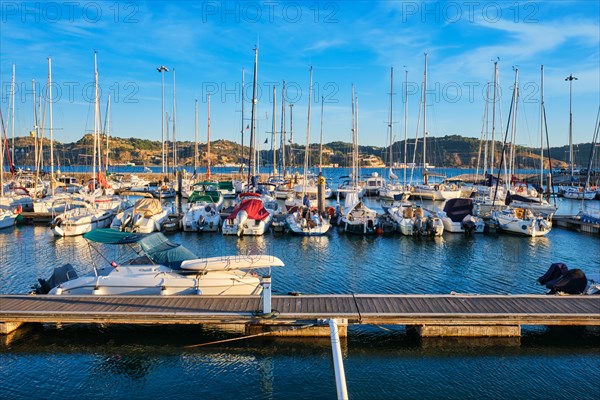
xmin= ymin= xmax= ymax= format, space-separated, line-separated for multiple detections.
xmin=7 ymin=134 xmax=595 ymax=170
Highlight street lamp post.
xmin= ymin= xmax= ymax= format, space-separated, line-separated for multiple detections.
xmin=157 ymin=65 xmax=169 ymax=175
xmin=565 ymin=74 xmax=577 ymax=179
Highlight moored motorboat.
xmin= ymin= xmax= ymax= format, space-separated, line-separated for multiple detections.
xmin=33 ymin=229 xmax=284 ymax=296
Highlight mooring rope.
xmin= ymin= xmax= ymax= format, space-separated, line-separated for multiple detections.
xmin=185 ymin=323 xmax=316 ymax=348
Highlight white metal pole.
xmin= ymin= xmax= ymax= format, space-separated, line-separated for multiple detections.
xmin=329 ymin=319 xmax=348 ymax=400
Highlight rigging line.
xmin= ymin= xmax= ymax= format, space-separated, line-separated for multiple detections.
xmin=185 ymin=323 xmax=315 ymax=348
xmin=351 ymin=293 xmax=362 ymax=323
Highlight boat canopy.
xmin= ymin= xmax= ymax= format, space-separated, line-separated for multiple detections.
xmin=226 ymin=198 xmax=270 ymax=221
xmin=134 ymin=198 xmax=163 ymax=217
xmin=83 ymin=229 xmax=197 ymax=269
xmin=443 ymin=198 xmax=474 ymax=223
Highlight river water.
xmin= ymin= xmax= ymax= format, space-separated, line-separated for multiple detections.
xmin=1 ymin=170 xmax=599 ymax=399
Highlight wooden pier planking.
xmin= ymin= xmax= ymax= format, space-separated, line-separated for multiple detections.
xmin=1 ymin=294 xmax=599 ymax=337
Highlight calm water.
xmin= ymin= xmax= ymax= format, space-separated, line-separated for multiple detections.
xmin=1 ymin=195 xmax=599 ymax=399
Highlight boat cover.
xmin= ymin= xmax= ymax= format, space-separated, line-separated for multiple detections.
xmin=83 ymin=229 xmax=197 ymax=269
xmin=226 ymin=198 xmax=270 ymax=221
xmin=134 ymin=198 xmax=163 ymax=217
xmin=443 ymin=198 xmax=474 ymax=223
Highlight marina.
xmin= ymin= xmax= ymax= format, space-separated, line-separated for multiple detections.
xmin=2 ymin=1 xmax=600 ymax=398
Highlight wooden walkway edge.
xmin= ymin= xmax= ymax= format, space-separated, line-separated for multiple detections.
xmin=2 ymin=294 xmax=599 ymax=337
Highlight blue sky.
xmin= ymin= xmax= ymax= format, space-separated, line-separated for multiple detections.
xmin=1 ymin=1 xmax=599 ymax=151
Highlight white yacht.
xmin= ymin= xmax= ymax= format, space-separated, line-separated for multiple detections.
xmin=111 ymin=196 xmax=169 ymax=233
xmin=222 ymin=193 xmax=273 ymax=236
xmin=50 ymin=199 xmax=114 ymax=237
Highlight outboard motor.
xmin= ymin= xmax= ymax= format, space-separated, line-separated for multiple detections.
xmin=34 ymin=264 xmax=78 ymax=294
xmin=461 ymin=215 xmax=476 ymax=235
xmin=538 ymin=263 xmax=587 ymax=294
xmin=538 ymin=262 xmax=568 ymax=285
xmin=546 ymin=269 xmax=587 ymax=294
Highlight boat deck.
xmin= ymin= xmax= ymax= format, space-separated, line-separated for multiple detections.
xmin=1 ymin=294 xmax=598 ymax=337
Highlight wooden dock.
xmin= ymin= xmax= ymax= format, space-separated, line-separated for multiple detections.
xmin=1 ymin=294 xmax=598 ymax=337
xmin=552 ymin=215 xmax=600 ymax=234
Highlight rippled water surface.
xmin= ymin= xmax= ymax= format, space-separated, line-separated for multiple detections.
xmin=1 ymin=195 xmax=599 ymax=399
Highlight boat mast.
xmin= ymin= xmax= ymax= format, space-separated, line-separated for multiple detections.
xmin=32 ymin=80 xmax=38 ymax=171
xmin=248 ymin=46 xmax=258 ymax=185
xmin=565 ymin=74 xmax=577 ymax=180
xmin=403 ymin=68 xmax=408 ymax=187
xmin=157 ymin=65 xmax=168 ymax=175
xmin=48 ymin=57 xmax=55 ymax=196
xmin=172 ymin=68 xmax=178 ymax=176
xmin=271 ymin=85 xmax=277 ymax=175
xmin=303 ymin=66 xmax=313 ymax=199
xmin=10 ymin=64 xmax=15 ymax=164
xmin=539 ymin=65 xmax=545 ymax=191
xmin=289 ymin=103 xmax=294 ymax=173
xmin=280 ymin=80 xmax=286 ymax=178
xmin=388 ymin=66 xmax=394 ymax=174
xmin=104 ymin=95 xmax=111 ymax=174
xmin=93 ymin=51 xmax=99 ymax=189
xmin=508 ymin=67 xmax=519 ymax=185
xmin=351 ymin=84 xmax=355 ymax=184
xmin=194 ymin=99 xmax=198 ymax=174
xmin=240 ymin=68 xmax=245 ymax=173
xmin=423 ymin=51 xmax=428 ymax=184
xmin=319 ymin=95 xmax=324 ymax=172
xmin=207 ymin=93 xmax=211 ymax=178
xmin=490 ymin=60 xmax=499 ymax=176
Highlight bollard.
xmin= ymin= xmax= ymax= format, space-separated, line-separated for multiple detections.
xmin=261 ymin=276 xmax=272 ymax=315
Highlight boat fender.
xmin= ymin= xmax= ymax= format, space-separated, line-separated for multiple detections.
xmin=122 ymin=214 xmax=132 ymax=228
xmin=133 ymin=213 xmax=143 ymax=226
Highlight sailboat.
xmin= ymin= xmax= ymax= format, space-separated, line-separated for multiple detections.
xmin=410 ymin=53 xmax=461 ymax=201
xmin=286 ymin=67 xmax=330 ymax=236
xmin=50 ymin=53 xmax=118 ymax=237
xmin=490 ymin=68 xmax=553 ymax=237
xmin=379 ymin=67 xmax=408 ymax=200
xmin=339 ymin=88 xmax=379 ymax=234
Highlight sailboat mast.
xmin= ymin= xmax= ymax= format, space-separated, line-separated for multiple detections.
xmin=351 ymin=84 xmax=355 ymax=183
xmin=93 ymin=51 xmax=99 ymax=187
xmin=319 ymin=95 xmax=324 ymax=172
xmin=194 ymin=99 xmax=198 ymax=174
xmin=565 ymin=74 xmax=577 ymax=179
xmin=105 ymin=95 xmax=111 ymax=173
xmin=490 ymin=60 xmax=498 ymax=176
xmin=303 ymin=66 xmax=313 ymax=198
xmin=388 ymin=67 xmax=394 ymax=170
xmin=240 ymin=68 xmax=245 ymax=172
xmin=423 ymin=52 xmax=428 ymax=184
xmin=289 ymin=103 xmax=294 ymax=171
xmin=32 ymin=80 xmax=37 ymax=171
xmin=172 ymin=68 xmax=177 ymax=175
xmin=10 ymin=64 xmax=15 ymax=163
xmin=508 ymin=68 xmax=519 ymax=183
xmin=280 ymin=81 xmax=286 ymax=177
xmin=48 ymin=57 xmax=55 ymax=196
xmin=248 ymin=46 xmax=259 ymax=184
xmin=540 ymin=65 xmax=545 ymax=190
xmin=272 ymin=85 xmax=277 ymax=175
xmin=404 ymin=68 xmax=408 ymax=186
xmin=207 ymin=93 xmax=211 ymax=178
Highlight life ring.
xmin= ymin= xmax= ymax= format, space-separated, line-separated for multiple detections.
xmin=434 ymin=185 xmax=440 ymax=191
xmin=51 ymin=217 xmax=62 ymax=229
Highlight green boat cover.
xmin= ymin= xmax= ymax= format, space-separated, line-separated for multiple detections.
xmin=83 ymin=229 xmax=197 ymax=269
